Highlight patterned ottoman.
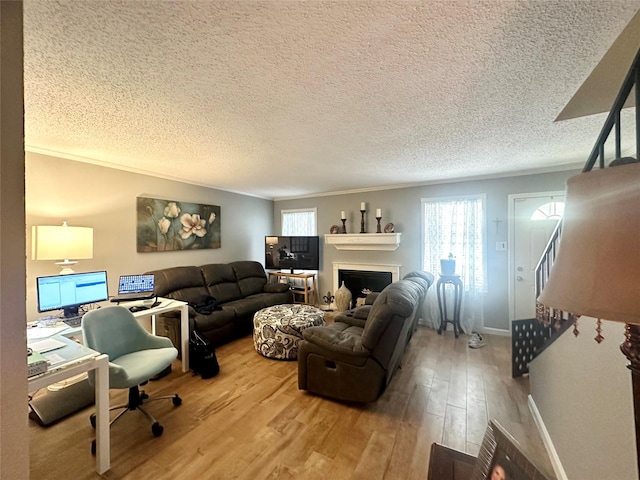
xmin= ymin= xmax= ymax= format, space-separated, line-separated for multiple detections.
xmin=253 ymin=304 xmax=325 ymax=360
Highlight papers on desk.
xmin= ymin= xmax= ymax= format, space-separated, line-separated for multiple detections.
xmin=27 ymin=325 xmax=68 ymax=340
xmin=43 ymin=352 xmax=66 ymax=366
xmin=30 ymin=337 xmax=66 ymax=353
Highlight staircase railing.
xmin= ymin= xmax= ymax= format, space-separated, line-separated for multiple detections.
xmin=512 ymin=46 xmax=640 ymax=378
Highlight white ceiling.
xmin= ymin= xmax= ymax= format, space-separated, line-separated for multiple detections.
xmin=23 ymin=1 xmax=640 ymax=200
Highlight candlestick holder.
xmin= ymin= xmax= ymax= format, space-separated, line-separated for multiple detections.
xmin=341 ymin=218 xmax=347 ymax=234
xmin=376 ymin=216 xmax=382 ymax=233
xmin=360 ymin=209 xmax=366 ymax=233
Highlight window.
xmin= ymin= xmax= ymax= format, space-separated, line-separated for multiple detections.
xmin=281 ymin=208 xmax=317 ymax=236
xmin=421 ymin=195 xmax=486 ymax=292
xmin=530 ymin=201 xmax=564 ymax=221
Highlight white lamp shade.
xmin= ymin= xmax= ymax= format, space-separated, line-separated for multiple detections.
xmin=31 ymin=224 xmax=93 ymax=261
xmin=266 ymin=236 xmax=278 ymax=246
xmin=538 ymin=163 xmax=640 ymax=324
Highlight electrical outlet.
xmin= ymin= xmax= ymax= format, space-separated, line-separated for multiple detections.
xmin=496 ymin=241 xmax=507 ymax=251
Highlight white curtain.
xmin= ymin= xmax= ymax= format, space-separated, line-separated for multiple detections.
xmin=281 ymin=208 xmax=317 ymax=235
xmin=280 ymin=208 xmax=317 ymax=287
xmin=422 ymin=195 xmax=486 ymax=333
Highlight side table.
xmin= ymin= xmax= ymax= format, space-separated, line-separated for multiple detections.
xmin=436 ymin=274 xmax=463 ymax=338
xmin=268 ymin=271 xmax=317 ymax=305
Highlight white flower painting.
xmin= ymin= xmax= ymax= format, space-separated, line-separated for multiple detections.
xmin=137 ymin=197 xmax=221 ymax=252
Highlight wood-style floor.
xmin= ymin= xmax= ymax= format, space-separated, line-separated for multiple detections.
xmin=29 ymin=327 xmax=554 ymax=479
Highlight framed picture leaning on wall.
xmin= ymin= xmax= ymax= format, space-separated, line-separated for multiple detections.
xmin=472 ymin=420 xmax=552 ymax=480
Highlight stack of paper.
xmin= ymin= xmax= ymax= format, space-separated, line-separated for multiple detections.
xmin=28 ymin=350 xmax=49 ymax=377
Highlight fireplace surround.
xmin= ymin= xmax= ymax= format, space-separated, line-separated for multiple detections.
xmin=332 ymin=262 xmax=401 ymax=307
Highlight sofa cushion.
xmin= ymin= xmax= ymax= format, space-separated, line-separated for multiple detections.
xmin=147 ymin=266 xmax=208 ymax=304
xmin=231 ymin=261 xmax=268 ymax=297
xmin=201 ymin=263 xmax=243 ymax=303
xmin=263 ymin=283 xmax=291 ymax=294
xmin=302 ymin=323 xmax=369 ymax=357
xmin=243 ymin=292 xmax=289 ymax=309
xmin=192 ymin=308 xmax=236 ymax=333
xmin=221 ymin=297 xmax=265 ymax=318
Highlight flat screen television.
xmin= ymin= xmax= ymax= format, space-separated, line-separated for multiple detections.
xmin=36 ymin=270 xmax=109 ymax=318
xmin=265 ymin=236 xmax=320 ymax=272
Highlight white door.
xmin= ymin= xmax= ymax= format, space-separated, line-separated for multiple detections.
xmin=509 ymin=193 xmax=564 ymax=321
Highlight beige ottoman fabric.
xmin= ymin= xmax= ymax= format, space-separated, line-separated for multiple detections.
xmin=253 ymin=304 xmax=325 ymax=360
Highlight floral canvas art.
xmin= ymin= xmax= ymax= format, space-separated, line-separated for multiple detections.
xmin=137 ymin=197 xmax=221 ymax=252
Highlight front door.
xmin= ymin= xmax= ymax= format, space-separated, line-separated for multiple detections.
xmin=509 ymin=192 xmax=564 ymax=321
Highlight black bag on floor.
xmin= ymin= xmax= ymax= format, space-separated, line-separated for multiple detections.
xmin=189 ymin=330 xmax=219 ymax=379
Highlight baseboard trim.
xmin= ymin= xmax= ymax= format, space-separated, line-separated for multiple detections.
xmin=481 ymin=327 xmax=510 ymax=337
xmin=528 ymin=394 xmax=568 ymax=480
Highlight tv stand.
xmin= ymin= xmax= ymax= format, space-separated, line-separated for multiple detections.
xmin=268 ymin=271 xmax=317 ymax=306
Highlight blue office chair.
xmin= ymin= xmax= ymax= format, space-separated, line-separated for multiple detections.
xmin=82 ymin=306 xmax=181 ymax=453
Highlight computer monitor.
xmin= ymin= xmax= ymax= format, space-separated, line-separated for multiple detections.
xmin=36 ymin=270 xmax=109 ymax=318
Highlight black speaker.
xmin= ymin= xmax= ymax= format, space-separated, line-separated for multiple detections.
xmin=29 ymin=378 xmax=95 ymax=427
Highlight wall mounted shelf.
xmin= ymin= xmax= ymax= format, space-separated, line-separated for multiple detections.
xmin=324 ymin=233 xmax=401 ymax=251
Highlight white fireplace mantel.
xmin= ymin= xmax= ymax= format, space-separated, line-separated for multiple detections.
xmin=324 ymin=233 xmax=401 ymax=251
xmin=332 ymin=262 xmax=401 ymax=292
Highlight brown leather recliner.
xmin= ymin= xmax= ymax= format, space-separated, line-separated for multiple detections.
xmin=297 ymin=276 xmax=429 ymax=402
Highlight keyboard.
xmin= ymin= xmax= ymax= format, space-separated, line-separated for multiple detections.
xmin=110 ymin=292 xmax=155 ymax=303
xmin=62 ymin=316 xmax=82 ymax=327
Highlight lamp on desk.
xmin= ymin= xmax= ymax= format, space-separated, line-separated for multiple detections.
xmin=31 ymin=221 xmax=94 ymax=274
xmin=537 ymin=163 xmax=640 ymax=473
xmin=266 ymin=237 xmax=278 ymax=248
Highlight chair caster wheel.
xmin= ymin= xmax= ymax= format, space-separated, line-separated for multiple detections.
xmin=90 ymin=414 xmax=96 ymax=429
xmin=151 ymin=422 xmax=164 ymax=437
xmin=91 ymin=439 xmax=96 ymax=455
xmin=172 ymin=395 xmax=182 ymax=406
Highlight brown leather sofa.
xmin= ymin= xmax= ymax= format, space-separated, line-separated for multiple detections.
xmin=147 ymin=261 xmax=293 ymax=347
xmin=297 ymin=272 xmax=432 ymax=403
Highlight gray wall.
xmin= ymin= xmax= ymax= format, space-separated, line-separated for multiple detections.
xmin=25 ymin=152 xmax=274 ymax=321
xmin=274 ymin=169 xmax=578 ymax=331
xmin=26 ymin=154 xmax=578 ymax=333
xmin=530 ymin=317 xmax=636 ymax=479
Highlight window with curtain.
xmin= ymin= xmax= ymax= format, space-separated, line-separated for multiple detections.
xmin=421 ymin=195 xmax=487 ymax=293
xmin=281 ymin=208 xmax=317 ymax=235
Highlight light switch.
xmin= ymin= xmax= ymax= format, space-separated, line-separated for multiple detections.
xmin=496 ymin=241 xmax=507 ymax=251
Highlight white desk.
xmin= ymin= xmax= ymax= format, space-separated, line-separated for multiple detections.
xmin=128 ymin=298 xmax=189 ymax=372
xmin=28 ymin=336 xmax=110 ymax=474
xmin=54 ymin=298 xmax=190 ymax=372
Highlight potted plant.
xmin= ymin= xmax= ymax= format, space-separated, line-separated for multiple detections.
xmin=440 ymin=253 xmax=456 ymax=275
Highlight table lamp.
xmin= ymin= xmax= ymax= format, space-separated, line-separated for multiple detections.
xmin=537 ymin=162 xmax=640 ymax=471
xmin=31 ymin=221 xmax=94 ymax=274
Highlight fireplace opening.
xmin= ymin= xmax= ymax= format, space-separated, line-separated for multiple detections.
xmin=338 ymin=269 xmax=392 ymax=308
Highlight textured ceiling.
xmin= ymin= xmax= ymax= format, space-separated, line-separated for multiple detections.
xmin=23 ymin=1 xmax=640 ymax=200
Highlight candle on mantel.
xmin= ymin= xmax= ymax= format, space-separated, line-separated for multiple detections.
xmin=376 ymin=208 xmax=381 ymax=218
xmin=341 ymin=211 xmax=346 ymax=220
xmin=360 ymin=202 xmax=366 ymax=211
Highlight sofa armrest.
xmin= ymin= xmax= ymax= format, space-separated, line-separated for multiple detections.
xmin=263 ymin=283 xmax=291 ymax=294
xmin=365 ymin=292 xmax=380 ymax=305
xmin=353 ymin=304 xmax=372 ymax=319
xmin=334 ymin=305 xmax=372 ymax=328
xmin=302 ymin=324 xmax=370 ymax=357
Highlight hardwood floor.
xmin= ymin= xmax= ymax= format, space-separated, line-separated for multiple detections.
xmin=29 ymin=327 xmax=554 ymax=479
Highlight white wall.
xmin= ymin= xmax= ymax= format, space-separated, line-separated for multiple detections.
xmin=529 ymin=317 xmax=637 ymax=479
xmin=25 ymin=152 xmax=274 ymax=321
xmin=274 ymin=170 xmax=578 ymax=331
